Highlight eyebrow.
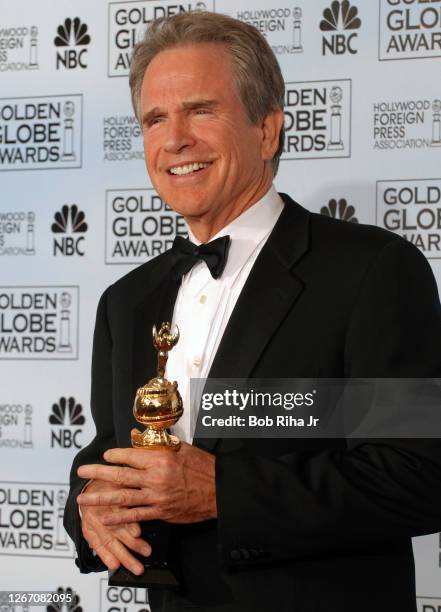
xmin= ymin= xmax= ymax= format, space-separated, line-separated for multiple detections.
xmin=141 ymin=99 xmax=219 ymax=125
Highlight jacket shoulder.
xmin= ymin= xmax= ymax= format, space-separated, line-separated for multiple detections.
xmin=288 ymin=199 xmax=428 ymax=286
xmin=105 ymin=249 xmax=174 ymax=307
xmin=279 ymin=193 xmax=406 ymax=266
xmin=309 ymin=209 xmax=403 ymax=255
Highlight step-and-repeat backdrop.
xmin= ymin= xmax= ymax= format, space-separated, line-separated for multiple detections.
xmin=1 ymin=1 xmax=440 ymax=610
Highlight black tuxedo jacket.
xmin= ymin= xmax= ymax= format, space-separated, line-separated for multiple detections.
xmin=65 ymin=195 xmax=441 ymax=612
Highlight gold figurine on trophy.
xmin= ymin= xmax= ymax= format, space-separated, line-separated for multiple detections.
xmin=131 ymin=322 xmax=183 ymax=450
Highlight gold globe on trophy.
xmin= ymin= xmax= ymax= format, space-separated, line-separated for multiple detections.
xmin=131 ymin=322 xmax=183 ymax=450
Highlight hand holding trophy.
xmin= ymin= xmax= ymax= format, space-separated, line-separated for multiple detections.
xmin=109 ymin=322 xmax=183 ymax=588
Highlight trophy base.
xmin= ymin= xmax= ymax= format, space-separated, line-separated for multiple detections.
xmin=327 ymin=142 xmax=344 ymax=151
xmin=108 ymin=563 xmax=179 ymax=589
xmin=57 ymin=345 xmax=73 ymax=353
xmin=131 ymin=427 xmax=181 ymax=450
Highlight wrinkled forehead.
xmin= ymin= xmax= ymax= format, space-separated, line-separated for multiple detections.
xmin=140 ymin=42 xmax=239 ymax=109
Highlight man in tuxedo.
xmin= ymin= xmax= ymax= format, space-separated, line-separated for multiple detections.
xmin=64 ymin=11 xmax=441 ymax=612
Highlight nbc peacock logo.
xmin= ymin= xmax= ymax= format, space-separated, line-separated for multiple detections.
xmin=46 ymin=587 xmax=83 ymax=612
xmin=49 ymin=397 xmax=85 ymax=449
xmin=320 ymin=1 xmax=361 ymax=55
xmin=51 ymin=205 xmax=88 ymax=234
xmin=51 ymin=205 xmax=88 ymax=257
xmin=49 ymin=397 xmax=85 ymax=427
xmin=55 ymin=18 xmax=91 ymax=69
xmin=54 ymin=18 xmax=91 ymax=47
xmin=320 ymin=198 xmax=359 ymax=223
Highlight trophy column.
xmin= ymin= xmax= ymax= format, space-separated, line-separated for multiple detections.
xmin=327 ymin=86 xmax=344 ymax=151
xmin=431 ymin=100 xmax=441 ymax=147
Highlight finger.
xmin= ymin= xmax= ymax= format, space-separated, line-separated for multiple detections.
xmin=103 ymin=506 xmax=159 ymax=526
xmin=127 ymin=522 xmax=141 ymax=538
xmin=85 ymin=512 xmax=145 ymax=575
xmin=77 ymin=464 xmax=145 ymax=487
xmin=90 ymin=543 xmax=121 ymax=572
xmin=176 ymin=441 xmax=192 ymax=451
xmin=81 ymin=521 xmax=121 ymax=572
xmin=103 ymin=447 xmax=161 ymax=469
xmin=96 ymin=535 xmax=145 ymax=575
xmin=77 ymin=488 xmax=152 ymax=508
xmin=116 ymin=525 xmax=152 ymax=557
xmin=82 ymin=509 xmax=147 ymax=573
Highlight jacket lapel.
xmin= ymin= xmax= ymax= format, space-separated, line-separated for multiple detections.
xmin=194 ymin=194 xmax=310 ymax=452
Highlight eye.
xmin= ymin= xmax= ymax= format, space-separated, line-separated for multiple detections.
xmin=143 ymin=116 xmax=164 ymax=129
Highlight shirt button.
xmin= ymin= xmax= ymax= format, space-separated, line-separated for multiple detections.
xmin=199 ymin=294 xmax=207 ymax=304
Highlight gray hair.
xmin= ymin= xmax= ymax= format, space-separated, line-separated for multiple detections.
xmin=129 ymin=11 xmax=285 ymax=175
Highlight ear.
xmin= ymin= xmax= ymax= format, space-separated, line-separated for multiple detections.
xmin=260 ymin=109 xmax=284 ymax=162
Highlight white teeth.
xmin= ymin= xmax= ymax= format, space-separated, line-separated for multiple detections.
xmin=169 ymin=162 xmax=210 ymax=175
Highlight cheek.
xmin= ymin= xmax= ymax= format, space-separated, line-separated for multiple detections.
xmin=225 ymin=123 xmax=261 ymax=161
xmin=143 ymin=146 xmax=159 ymax=176
xmin=143 ymin=151 xmax=153 ymax=176
xmin=143 ymin=131 xmax=159 ymax=159
xmin=227 ymin=136 xmax=260 ymax=176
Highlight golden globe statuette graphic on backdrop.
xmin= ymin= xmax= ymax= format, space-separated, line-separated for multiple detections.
xmin=109 ymin=322 xmax=183 ymax=588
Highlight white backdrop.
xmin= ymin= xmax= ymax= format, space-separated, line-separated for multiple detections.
xmin=1 ymin=1 xmax=441 ymax=610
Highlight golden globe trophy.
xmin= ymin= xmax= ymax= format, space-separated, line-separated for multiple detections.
xmin=132 ymin=322 xmax=183 ymax=450
xmin=108 ymin=322 xmax=183 ymax=589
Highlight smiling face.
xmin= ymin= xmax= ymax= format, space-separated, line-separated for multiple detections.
xmin=140 ymin=42 xmax=281 ymax=239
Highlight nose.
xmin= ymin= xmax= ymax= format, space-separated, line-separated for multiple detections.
xmin=163 ymin=115 xmax=195 ymax=154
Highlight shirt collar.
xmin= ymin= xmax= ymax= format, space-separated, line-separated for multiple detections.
xmin=186 ymin=185 xmax=284 ymax=279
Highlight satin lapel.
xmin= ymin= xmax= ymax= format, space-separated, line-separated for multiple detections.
xmin=194 ymin=195 xmax=310 ymax=452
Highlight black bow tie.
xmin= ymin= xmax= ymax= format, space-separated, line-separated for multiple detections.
xmin=171 ymin=235 xmax=231 ymax=280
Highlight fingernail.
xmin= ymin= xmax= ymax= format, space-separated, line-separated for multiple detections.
xmin=132 ymin=564 xmax=143 ymax=575
xmin=141 ymin=547 xmax=150 ymax=556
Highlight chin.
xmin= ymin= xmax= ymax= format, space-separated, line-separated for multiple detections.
xmin=160 ymin=192 xmax=211 ymax=217
xmin=170 ymin=203 xmax=210 ymax=219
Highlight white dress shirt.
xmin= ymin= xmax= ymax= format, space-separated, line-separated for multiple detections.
xmin=166 ymin=185 xmax=284 ymax=442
